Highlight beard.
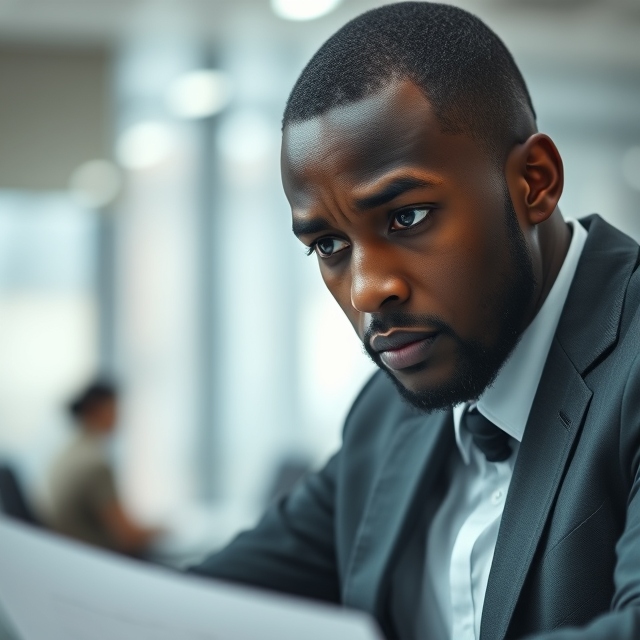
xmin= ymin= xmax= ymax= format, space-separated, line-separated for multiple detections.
xmin=363 ymin=188 xmax=537 ymax=413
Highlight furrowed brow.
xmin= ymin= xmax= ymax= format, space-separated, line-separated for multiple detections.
xmin=292 ymin=217 xmax=332 ymax=238
xmin=354 ymin=177 xmax=436 ymax=211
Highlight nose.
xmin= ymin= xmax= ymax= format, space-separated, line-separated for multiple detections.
xmin=350 ymin=244 xmax=411 ymax=313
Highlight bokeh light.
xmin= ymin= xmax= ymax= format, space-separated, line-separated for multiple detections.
xmin=271 ymin=0 xmax=342 ymax=21
xmin=68 ymin=160 xmax=122 ymax=209
xmin=116 ymin=122 xmax=176 ymax=171
xmin=165 ymin=70 xmax=233 ymax=120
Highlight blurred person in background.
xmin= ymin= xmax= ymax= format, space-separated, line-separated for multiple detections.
xmin=190 ymin=3 xmax=640 ymax=640
xmin=49 ymin=381 xmax=159 ymax=556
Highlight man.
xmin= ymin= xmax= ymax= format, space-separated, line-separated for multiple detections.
xmin=192 ymin=3 xmax=640 ymax=639
xmin=49 ymin=382 xmax=159 ymax=556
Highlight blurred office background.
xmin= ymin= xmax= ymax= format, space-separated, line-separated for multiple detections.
xmin=0 ymin=0 xmax=638 ymax=564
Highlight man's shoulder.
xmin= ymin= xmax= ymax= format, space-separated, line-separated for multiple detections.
xmin=582 ymin=214 xmax=640 ymax=325
xmin=577 ymin=214 xmax=639 ymax=257
xmin=580 ymin=212 xmax=640 ymax=302
xmin=557 ymin=214 xmax=639 ymax=364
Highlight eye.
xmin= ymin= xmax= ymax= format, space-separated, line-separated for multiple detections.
xmin=310 ymin=237 xmax=350 ymax=258
xmin=390 ymin=207 xmax=431 ymax=231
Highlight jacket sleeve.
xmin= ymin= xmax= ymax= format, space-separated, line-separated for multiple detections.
xmin=521 ymin=350 xmax=640 ymax=640
xmin=188 ymin=451 xmax=341 ymax=604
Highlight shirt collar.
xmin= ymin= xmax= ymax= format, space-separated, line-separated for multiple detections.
xmin=453 ymin=218 xmax=588 ymax=464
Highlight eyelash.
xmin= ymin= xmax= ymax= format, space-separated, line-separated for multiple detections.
xmin=305 ymin=206 xmax=434 ymax=258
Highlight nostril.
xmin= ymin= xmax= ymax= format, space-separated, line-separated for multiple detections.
xmin=350 ymin=270 xmax=410 ymax=313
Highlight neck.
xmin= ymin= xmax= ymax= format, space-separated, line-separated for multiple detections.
xmin=531 ymin=208 xmax=572 ymax=318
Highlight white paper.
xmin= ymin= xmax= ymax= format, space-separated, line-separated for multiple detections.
xmin=0 ymin=517 xmax=383 ymax=640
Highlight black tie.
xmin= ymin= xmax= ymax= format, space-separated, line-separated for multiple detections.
xmin=463 ymin=408 xmax=512 ymax=462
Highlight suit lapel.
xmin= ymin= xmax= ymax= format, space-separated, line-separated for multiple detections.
xmin=481 ymin=215 xmax=638 ymax=639
xmin=481 ymin=341 xmax=592 ymax=640
xmin=343 ymin=409 xmax=454 ymax=622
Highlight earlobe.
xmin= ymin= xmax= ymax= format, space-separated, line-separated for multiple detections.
xmin=515 ymin=133 xmax=564 ymax=225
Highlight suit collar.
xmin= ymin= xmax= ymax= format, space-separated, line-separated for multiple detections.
xmin=481 ymin=215 xmax=638 ymax=639
xmin=343 ymin=408 xmax=454 ymax=628
xmin=555 ymin=215 xmax=639 ymax=375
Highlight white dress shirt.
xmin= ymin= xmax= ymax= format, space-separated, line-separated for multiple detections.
xmin=418 ymin=218 xmax=588 ymax=640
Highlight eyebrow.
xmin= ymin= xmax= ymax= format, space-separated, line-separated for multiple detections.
xmin=292 ymin=217 xmax=333 ymax=238
xmin=354 ymin=176 xmax=437 ymax=210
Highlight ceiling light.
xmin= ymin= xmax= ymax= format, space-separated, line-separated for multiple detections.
xmin=165 ymin=70 xmax=232 ymax=120
xmin=271 ymin=0 xmax=342 ymax=21
xmin=116 ymin=122 xmax=175 ymax=170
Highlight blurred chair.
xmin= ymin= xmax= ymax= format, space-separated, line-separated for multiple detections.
xmin=0 ymin=463 xmax=41 ymax=526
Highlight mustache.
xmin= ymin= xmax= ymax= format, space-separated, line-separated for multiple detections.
xmin=362 ymin=312 xmax=455 ymax=348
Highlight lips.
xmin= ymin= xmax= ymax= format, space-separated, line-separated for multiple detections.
xmin=370 ymin=330 xmax=439 ymax=371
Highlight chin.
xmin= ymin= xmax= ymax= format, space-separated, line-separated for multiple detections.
xmin=390 ymin=359 xmax=454 ymax=394
xmin=381 ymin=355 xmax=497 ymax=413
xmin=380 ymin=368 xmax=457 ymax=413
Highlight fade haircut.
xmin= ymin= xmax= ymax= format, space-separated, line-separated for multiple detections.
xmin=283 ymin=2 xmax=537 ymax=162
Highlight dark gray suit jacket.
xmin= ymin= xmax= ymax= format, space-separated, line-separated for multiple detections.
xmin=192 ymin=215 xmax=640 ymax=639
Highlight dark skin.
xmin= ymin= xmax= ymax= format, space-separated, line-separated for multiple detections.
xmin=283 ymin=78 xmax=571 ymax=405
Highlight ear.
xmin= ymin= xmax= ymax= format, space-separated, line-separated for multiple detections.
xmin=505 ymin=133 xmax=564 ymax=226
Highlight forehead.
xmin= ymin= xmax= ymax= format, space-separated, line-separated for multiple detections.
xmin=282 ymin=79 xmax=466 ymax=198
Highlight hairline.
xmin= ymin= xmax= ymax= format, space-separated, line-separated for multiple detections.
xmin=282 ymin=73 xmax=536 ymax=168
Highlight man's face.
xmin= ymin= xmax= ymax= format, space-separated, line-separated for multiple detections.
xmin=84 ymin=396 xmax=118 ymax=434
xmin=282 ymin=79 xmax=537 ymax=411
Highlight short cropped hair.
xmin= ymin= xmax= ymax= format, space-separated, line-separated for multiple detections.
xmin=283 ymin=2 xmax=537 ymax=161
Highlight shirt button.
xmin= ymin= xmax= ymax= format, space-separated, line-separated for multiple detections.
xmin=492 ymin=489 xmax=504 ymax=505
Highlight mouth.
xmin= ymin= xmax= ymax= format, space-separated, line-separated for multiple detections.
xmin=370 ymin=330 xmax=439 ymax=371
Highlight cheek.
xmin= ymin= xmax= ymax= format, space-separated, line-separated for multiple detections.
xmin=416 ymin=207 xmax=510 ymax=337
